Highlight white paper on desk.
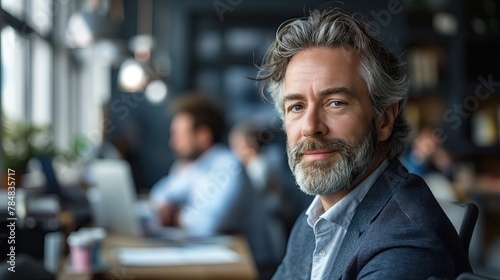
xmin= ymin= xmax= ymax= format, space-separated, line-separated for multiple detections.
xmin=116 ymin=245 xmax=240 ymax=266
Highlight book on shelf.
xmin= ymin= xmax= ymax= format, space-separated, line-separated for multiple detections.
xmin=471 ymin=108 xmax=498 ymax=147
xmin=408 ymin=46 xmax=442 ymax=91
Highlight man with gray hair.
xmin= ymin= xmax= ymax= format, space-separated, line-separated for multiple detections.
xmin=257 ymin=8 xmax=472 ymax=279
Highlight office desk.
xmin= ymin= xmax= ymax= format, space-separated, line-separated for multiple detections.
xmin=59 ymin=233 xmax=258 ymax=280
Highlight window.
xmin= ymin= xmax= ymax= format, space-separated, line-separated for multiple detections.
xmin=1 ymin=26 xmax=27 ymax=123
xmin=31 ymin=35 xmax=53 ymax=126
xmin=1 ymin=0 xmax=25 ymax=20
xmin=28 ymin=0 xmax=53 ymax=36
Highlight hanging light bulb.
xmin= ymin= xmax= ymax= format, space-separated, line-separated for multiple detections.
xmin=145 ymin=80 xmax=168 ymax=104
xmin=118 ymin=58 xmax=147 ymax=92
xmin=117 ymin=0 xmax=155 ymax=93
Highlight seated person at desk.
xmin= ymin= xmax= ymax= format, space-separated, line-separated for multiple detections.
xmin=229 ymin=121 xmax=283 ymax=202
xmin=229 ymin=121 xmax=287 ymax=259
xmin=256 ymin=8 xmax=472 ymax=279
xmin=403 ymin=125 xmax=456 ymax=180
xmin=402 ymin=125 xmax=458 ymax=201
xmin=149 ymin=94 xmax=253 ymax=238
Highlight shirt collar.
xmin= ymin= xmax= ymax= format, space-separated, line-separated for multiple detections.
xmin=305 ymin=160 xmax=389 ymax=228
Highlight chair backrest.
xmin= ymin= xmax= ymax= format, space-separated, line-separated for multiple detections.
xmin=438 ymin=200 xmax=479 ymax=256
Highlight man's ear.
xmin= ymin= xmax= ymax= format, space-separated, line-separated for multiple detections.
xmin=376 ymin=102 xmax=399 ymax=142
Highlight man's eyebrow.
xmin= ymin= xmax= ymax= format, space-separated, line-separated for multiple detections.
xmin=283 ymin=93 xmax=304 ymax=102
xmin=283 ymin=87 xmax=357 ymax=102
xmin=318 ymin=87 xmax=356 ymax=98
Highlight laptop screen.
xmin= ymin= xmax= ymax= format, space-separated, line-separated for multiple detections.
xmin=86 ymin=159 xmax=142 ymax=237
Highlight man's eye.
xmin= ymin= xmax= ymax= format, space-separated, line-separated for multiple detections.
xmin=288 ymin=104 xmax=303 ymax=112
xmin=330 ymin=101 xmax=346 ymax=107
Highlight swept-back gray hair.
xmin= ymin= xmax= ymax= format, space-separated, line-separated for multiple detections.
xmin=256 ymin=8 xmax=411 ymax=159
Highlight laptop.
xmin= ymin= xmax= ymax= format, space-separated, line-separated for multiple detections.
xmin=86 ymin=159 xmax=143 ymax=237
xmin=86 ymin=159 xmax=205 ymax=242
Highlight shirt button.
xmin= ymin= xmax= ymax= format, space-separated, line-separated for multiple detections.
xmin=319 ymin=250 xmax=326 ymax=256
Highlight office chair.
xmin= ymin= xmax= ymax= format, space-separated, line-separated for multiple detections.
xmin=438 ymin=201 xmax=500 ymax=280
xmin=437 ymin=200 xmax=479 ymax=257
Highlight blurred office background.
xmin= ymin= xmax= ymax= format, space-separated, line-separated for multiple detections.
xmin=1 ymin=0 xmax=500 ymax=278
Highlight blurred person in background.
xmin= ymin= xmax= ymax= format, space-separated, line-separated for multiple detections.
xmin=229 ymin=121 xmax=287 ymax=261
xmin=229 ymin=121 xmax=282 ymax=202
xmin=149 ymin=93 xmax=272 ymax=266
xmin=402 ymin=124 xmax=458 ymax=201
xmin=403 ymin=124 xmax=455 ymax=180
xmin=257 ymin=7 xmax=471 ymax=279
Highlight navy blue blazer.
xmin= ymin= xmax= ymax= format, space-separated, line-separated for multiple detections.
xmin=272 ymin=159 xmax=472 ymax=280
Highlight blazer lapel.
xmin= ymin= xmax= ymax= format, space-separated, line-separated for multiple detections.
xmin=328 ymin=160 xmax=407 ymax=279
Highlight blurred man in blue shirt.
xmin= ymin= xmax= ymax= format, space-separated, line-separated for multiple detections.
xmin=149 ymin=94 xmax=272 ymax=264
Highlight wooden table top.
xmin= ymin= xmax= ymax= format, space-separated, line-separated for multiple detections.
xmin=58 ymin=232 xmax=258 ymax=280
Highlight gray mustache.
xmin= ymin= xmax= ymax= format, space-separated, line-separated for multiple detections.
xmin=291 ymin=138 xmax=352 ymax=156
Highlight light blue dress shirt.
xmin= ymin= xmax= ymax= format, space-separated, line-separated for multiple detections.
xmin=149 ymin=144 xmax=250 ymax=238
xmin=305 ymin=160 xmax=389 ymax=280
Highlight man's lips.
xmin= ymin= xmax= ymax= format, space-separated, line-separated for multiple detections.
xmin=301 ymin=150 xmax=336 ymax=161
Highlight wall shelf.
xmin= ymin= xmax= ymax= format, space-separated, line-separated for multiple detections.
xmin=404 ymin=0 xmax=500 ymax=170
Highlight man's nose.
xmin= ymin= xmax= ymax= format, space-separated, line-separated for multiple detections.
xmin=301 ymin=106 xmax=328 ymax=137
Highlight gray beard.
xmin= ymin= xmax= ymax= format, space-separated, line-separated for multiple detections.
xmin=287 ymin=122 xmax=378 ymax=196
